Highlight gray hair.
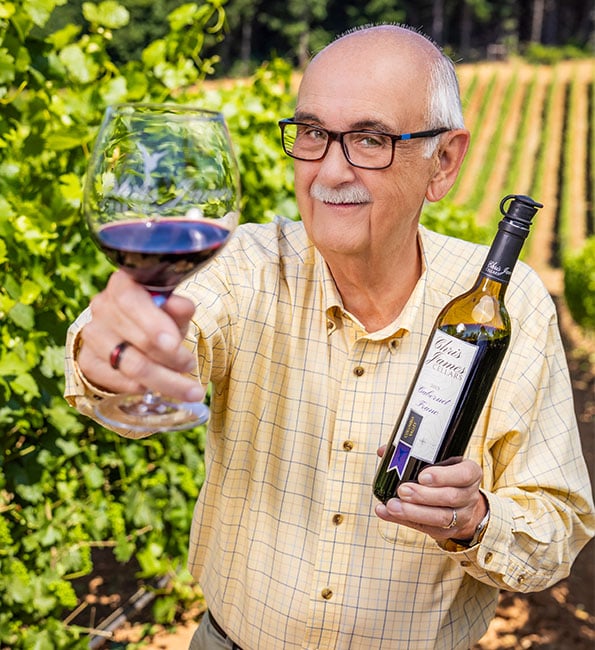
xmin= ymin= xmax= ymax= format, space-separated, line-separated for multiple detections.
xmin=423 ymin=53 xmax=465 ymax=157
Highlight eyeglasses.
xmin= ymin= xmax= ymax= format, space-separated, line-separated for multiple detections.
xmin=278 ymin=119 xmax=449 ymax=170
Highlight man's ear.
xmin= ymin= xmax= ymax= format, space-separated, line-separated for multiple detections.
xmin=425 ymin=129 xmax=470 ymax=203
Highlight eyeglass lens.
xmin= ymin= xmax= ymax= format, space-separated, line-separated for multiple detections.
xmin=283 ymin=123 xmax=393 ymax=168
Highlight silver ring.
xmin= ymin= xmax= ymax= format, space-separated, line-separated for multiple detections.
xmin=443 ymin=509 xmax=457 ymax=529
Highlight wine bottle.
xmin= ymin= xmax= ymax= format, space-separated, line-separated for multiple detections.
xmin=373 ymin=194 xmax=543 ymax=504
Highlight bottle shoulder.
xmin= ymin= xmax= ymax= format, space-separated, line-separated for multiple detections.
xmin=437 ymin=282 xmax=510 ymax=331
xmin=421 ymin=229 xmax=554 ymax=327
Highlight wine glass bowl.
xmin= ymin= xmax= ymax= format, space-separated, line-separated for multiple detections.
xmin=83 ymin=103 xmax=240 ymax=432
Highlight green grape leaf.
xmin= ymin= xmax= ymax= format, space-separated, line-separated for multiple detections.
xmin=82 ymin=1 xmax=129 ymax=29
xmin=0 ymin=48 xmax=16 ymax=84
xmin=11 ymin=372 xmax=40 ymax=399
xmin=8 ymin=303 xmax=35 ymax=330
xmin=58 ymin=44 xmax=99 ymax=84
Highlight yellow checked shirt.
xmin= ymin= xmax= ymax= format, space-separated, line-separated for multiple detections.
xmin=65 ymin=217 xmax=594 ymax=650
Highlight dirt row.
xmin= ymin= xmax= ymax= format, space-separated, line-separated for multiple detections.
xmin=453 ymin=59 xmax=594 ymax=294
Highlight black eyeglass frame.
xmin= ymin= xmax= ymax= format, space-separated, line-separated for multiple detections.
xmin=278 ymin=118 xmax=450 ymax=170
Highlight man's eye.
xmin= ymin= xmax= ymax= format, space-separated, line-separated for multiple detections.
xmin=301 ymin=127 xmax=325 ymax=141
xmin=353 ymin=133 xmax=388 ymax=148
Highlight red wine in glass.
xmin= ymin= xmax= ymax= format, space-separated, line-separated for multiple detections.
xmin=96 ymin=216 xmax=232 ymax=292
xmin=83 ymin=103 xmax=240 ymax=433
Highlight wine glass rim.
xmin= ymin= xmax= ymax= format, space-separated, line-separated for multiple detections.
xmin=107 ymin=102 xmax=225 ymax=120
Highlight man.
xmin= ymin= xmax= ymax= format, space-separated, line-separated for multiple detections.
xmin=65 ymin=25 xmax=594 ymax=650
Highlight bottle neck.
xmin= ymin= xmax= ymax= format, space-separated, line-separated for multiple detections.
xmin=478 ymin=222 xmax=528 ymax=287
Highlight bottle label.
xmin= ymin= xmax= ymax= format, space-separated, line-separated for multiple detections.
xmin=387 ymin=331 xmax=478 ymax=476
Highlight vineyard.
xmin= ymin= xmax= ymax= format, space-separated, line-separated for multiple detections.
xmin=1 ymin=7 xmax=593 ymax=643
xmin=449 ymin=59 xmax=594 ymax=294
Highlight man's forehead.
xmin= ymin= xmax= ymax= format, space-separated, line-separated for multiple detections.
xmin=296 ymin=71 xmax=427 ymax=132
xmin=300 ymin=41 xmax=431 ymax=100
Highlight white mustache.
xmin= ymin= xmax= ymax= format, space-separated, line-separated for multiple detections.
xmin=310 ymin=183 xmax=372 ymax=204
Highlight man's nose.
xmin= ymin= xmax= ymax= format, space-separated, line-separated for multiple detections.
xmin=316 ymin=139 xmax=356 ymax=183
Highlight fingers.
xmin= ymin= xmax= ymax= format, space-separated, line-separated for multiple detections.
xmin=374 ymin=459 xmax=486 ymax=540
xmin=160 ymin=292 xmax=196 ymax=338
xmin=92 ymin=271 xmax=195 ymax=366
xmin=375 ymin=499 xmax=464 ymax=537
xmin=79 ymin=333 xmax=205 ymax=402
xmin=409 ymin=459 xmax=482 ymax=506
xmin=77 ymin=270 xmax=205 ymax=402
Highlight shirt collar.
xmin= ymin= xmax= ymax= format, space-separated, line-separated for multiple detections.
xmin=316 ymin=226 xmax=430 ymax=346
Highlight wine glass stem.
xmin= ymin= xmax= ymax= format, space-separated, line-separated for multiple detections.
xmin=149 ymin=291 xmax=169 ymax=308
xmin=143 ymin=391 xmax=160 ymax=407
xmin=136 ymin=290 xmax=178 ymax=416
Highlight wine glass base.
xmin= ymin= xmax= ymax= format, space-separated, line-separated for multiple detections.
xmin=94 ymin=393 xmax=209 ymax=434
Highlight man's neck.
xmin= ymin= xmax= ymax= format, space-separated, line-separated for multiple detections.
xmin=324 ymin=237 xmax=422 ymax=333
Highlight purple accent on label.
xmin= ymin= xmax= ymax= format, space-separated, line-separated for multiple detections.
xmin=388 ymin=441 xmax=412 ymax=477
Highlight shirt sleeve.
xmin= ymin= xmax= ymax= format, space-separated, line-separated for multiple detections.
xmin=439 ymin=275 xmax=595 ymax=592
xmin=63 ymin=307 xmax=113 ymax=409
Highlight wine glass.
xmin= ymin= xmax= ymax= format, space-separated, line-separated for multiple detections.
xmin=83 ymin=103 xmax=240 ymax=433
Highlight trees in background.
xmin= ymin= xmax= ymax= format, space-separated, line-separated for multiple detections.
xmin=44 ymin=0 xmax=594 ymax=75
xmin=1 ymin=1 xmax=592 ymax=645
xmin=205 ymin=0 xmax=594 ymax=70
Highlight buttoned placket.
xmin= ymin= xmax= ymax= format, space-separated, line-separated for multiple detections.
xmin=303 ymin=315 xmax=405 ymax=648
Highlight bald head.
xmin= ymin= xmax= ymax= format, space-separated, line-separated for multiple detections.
xmin=299 ymin=24 xmax=464 ymax=141
xmin=316 ymin=24 xmax=443 ymax=67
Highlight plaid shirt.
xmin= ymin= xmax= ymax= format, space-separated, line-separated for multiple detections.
xmin=65 ymin=217 xmax=594 ymax=650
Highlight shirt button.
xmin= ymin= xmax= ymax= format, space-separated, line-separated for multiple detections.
xmin=332 ymin=514 xmax=344 ymax=525
xmin=353 ymin=366 xmax=365 ymax=376
xmin=517 ymin=574 xmax=526 ymax=585
xmin=460 ymin=560 xmax=471 ymax=567
xmin=327 ymin=319 xmax=334 ymax=330
xmin=484 ymin=552 xmax=493 ymax=563
xmin=321 ymin=588 xmax=333 ymax=600
xmin=390 ymin=339 xmax=401 ymax=350
xmin=342 ymin=440 xmax=354 ymax=451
